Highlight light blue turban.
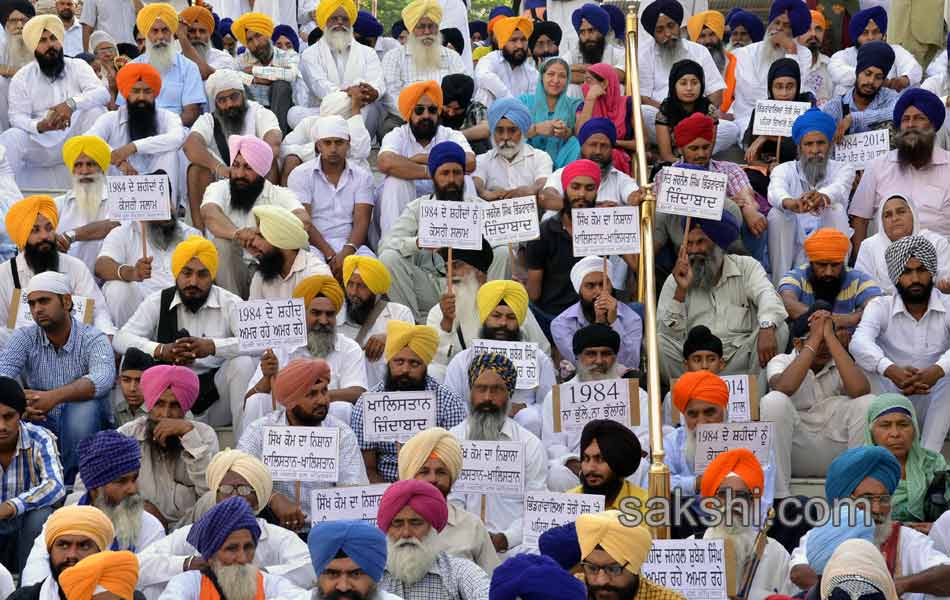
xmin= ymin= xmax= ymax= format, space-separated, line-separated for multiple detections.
xmin=806 ymin=505 xmax=876 ymax=575
xmin=825 ymin=446 xmax=902 ymax=501
xmin=308 ymin=520 xmax=387 ymax=582
xmin=488 ymin=97 xmax=532 ymax=136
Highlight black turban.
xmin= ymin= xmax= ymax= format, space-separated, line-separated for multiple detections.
xmin=767 ymin=57 xmax=802 ymax=99
xmin=0 ymin=376 xmax=25 ymax=414
xmin=642 ymin=0 xmax=683 ymax=36
xmin=441 ymin=73 xmax=475 ymax=107
xmin=529 ymin=20 xmax=562 ymax=49
xmin=682 ymin=325 xmax=723 ymax=359
xmin=572 ymin=323 xmax=621 ymax=356
xmin=580 ymin=419 xmax=642 ymax=478
xmin=441 ymin=27 xmax=464 ymax=55
xmin=439 ymin=238 xmax=493 ymax=274
xmin=0 ymin=0 xmax=33 ymax=26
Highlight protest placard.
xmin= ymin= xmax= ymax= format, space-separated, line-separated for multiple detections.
xmin=641 ymin=539 xmax=728 ymax=600
xmin=671 ymin=375 xmax=758 ymax=425
xmin=262 ymin=426 xmax=340 ymax=482
xmin=572 ymin=206 xmax=641 ymax=256
xmin=8 ymin=289 xmax=93 ymax=330
xmin=470 ymin=339 xmax=540 ymax=389
xmin=752 ymin=100 xmax=812 ymax=137
xmin=833 ymin=129 xmax=890 ymax=170
xmin=455 ymin=440 xmax=525 ymax=496
xmin=551 ymin=378 xmax=640 ymax=434
xmin=235 ymin=298 xmax=307 ymax=352
xmin=482 ymin=196 xmax=540 ymax=246
xmin=106 ymin=175 xmax=172 ymax=222
xmin=418 ymin=199 xmax=483 ymax=250
xmin=657 ymin=166 xmax=728 ymax=221
xmin=523 ymin=492 xmax=604 ymax=548
xmin=311 ymin=484 xmax=390 ymax=525
xmin=361 ymin=392 xmax=436 ymax=442
xmin=694 ymin=422 xmax=773 ymax=474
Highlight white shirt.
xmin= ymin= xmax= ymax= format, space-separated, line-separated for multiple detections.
xmin=215 ymin=0 xmax=298 ymax=30
xmin=248 ymin=250 xmax=331 ymax=300
xmin=767 ymin=158 xmax=856 ymax=235
xmin=543 ymin=165 xmax=638 ymax=205
xmin=54 ymin=191 xmax=111 ymax=272
xmin=638 ymin=37 xmax=726 ymax=102
xmin=337 ymin=300 xmax=415 ymax=390
xmin=443 ymin=346 xmax=555 ymax=413
xmin=473 ymin=145 xmax=553 ymax=192
xmin=381 ymin=43 xmax=466 ymax=114
xmin=447 ymin=417 xmax=547 ymax=549
xmin=474 ymin=49 xmax=539 ymax=106
xmin=62 ymin=20 xmax=83 ymax=57
xmin=8 ymin=58 xmax=109 ymax=138
xmin=190 ymin=101 xmax=280 ymax=164
xmin=380 ymin=123 xmax=473 ymax=160
xmin=803 ymin=53 xmax=834 ymax=107
xmin=828 ymin=44 xmax=923 ymax=97
xmin=79 ymin=0 xmax=136 ymax=45
xmin=87 ymin=104 xmax=186 ymax=162
xmin=280 ymin=114 xmax=371 ymax=171
xmin=375 ymin=36 xmax=401 ymax=62
xmin=559 ymin=41 xmax=627 ymax=98
xmin=246 ymin=335 xmax=369 ymax=398
xmin=206 ymin=47 xmax=237 ymax=71
xmin=731 ymin=40 xmax=812 ymax=134
xmin=925 ymin=50 xmax=948 ymax=79
xmin=299 ymin=39 xmax=385 ymax=105
xmin=97 ymin=222 xmax=201 ymax=298
xmin=159 ymin=569 xmax=309 ymax=600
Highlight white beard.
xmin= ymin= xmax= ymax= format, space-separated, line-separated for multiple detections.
xmin=873 ymin=515 xmax=894 ymax=546
xmin=94 ymin=493 xmax=144 ymax=550
xmin=576 ymin=362 xmax=626 ymax=381
xmin=71 ymin=172 xmax=105 ymax=222
xmin=146 ymin=39 xmax=175 ymax=73
xmin=704 ymin=524 xmax=757 ymax=580
xmin=7 ymin=34 xmax=31 ymax=69
xmin=386 ymin=531 xmax=439 ymax=586
xmin=453 ymin=271 xmax=482 ymax=344
xmin=758 ymin=39 xmax=786 ymax=69
xmin=191 ymin=40 xmax=210 ymax=60
xmin=685 ymin=427 xmax=697 ymax=468
xmin=326 ymin=28 xmax=353 ymax=53
xmin=212 ymin=563 xmax=260 ymax=600
xmin=495 ymin=138 xmax=524 ymax=161
xmin=408 ymin=33 xmax=443 ymax=72
xmin=657 ymin=38 xmax=688 ymax=73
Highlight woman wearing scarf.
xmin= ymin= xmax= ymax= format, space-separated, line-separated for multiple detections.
xmin=575 ymin=62 xmax=632 ymax=174
xmin=743 ymin=58 xmax=815 ymax=166
xmin=517 ymin=57 xmax=581 ymax=169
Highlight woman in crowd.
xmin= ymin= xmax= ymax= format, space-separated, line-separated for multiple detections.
xmin=575 ymin=62 xmax=632 ymax=174
xmin=518 ymin=57 xmax=581 ymax=169
xmin=743 ymin=58 xmax=815 ymax=166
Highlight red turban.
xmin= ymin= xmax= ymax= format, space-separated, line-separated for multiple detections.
xmin=272 ymin=358 xmax=331 ymax=409
xmin=115 ymin=64 xmax=162 ymax=99
xmin=700 ymin=448 xmax=765 ymax=497
xmin=674 ymin=112 xmax=715 ymax=148
xmin=803 ymin=228 xmax=850 ymax=263
xmin=377 ymin=480 xmax=448 ymax=533
xmin=561 ymin=159 xmax=601 ymax=191
xmin=671 ymin=371 xmax=728 ymax=414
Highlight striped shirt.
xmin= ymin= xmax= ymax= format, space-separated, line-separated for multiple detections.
xmin=0 ymin=422 xmax=65 ymax=515
xmin=778 ymin=266 xmax=883 ymax=318
xmin=381 ymin=552 xmax=490 ymax=600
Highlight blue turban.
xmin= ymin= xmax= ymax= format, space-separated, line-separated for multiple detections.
xmin=391 ymin=19 xmax=406 ymax=38
xmin=690 ymin=210 xmax=741 ymax=250
xmin=218 ymin=17 xmax=235 ymax=39
xmin=578 ymin=117 xmax=618 ymax=145
xmin=354 ymin=11 xmax=384 ymax=38
xmin=792 ymin=107 xmax=836 ymax=145
xmin=488 ymin=97 xmax=532 ymax=135
xmin=825 ymin=446 xmax=902 ymax=501
xmin=602 ymin=4 xmax=625 ymax=40
xmin=894 ymin=87 xmax=946 ymax=131
xmin=538 ymin=522 xmax=580 ymax=570
xmin=641 ymin=0 xmax=683 ymax=36
xmin=489 ymin=6 xmax=514 ymax=21
xmin=856 ymin=40 xmax=895 ymax=76
xmin=727 ymin=9 xmax=764 ymax=43
xmin=806 ymin=505 xmax=875 ymax=575
xmin=768 ymin=0 xmax=811 ymax=38
xmin=470 ymin=20 xmax=488 ymax=38
xmin=78 ymin=431 xmax=141 ymax=491
xmin=849 ymin=6 xmax=887 ymax=43
xmin=308 ymin=520 xmax=387 ymax=582
xmin=271 ymin=25 xmax=299 ymax=52
xmin=187 ymin=497 xmax=261 ymax=560
xmin=427 ymin=141 xmax=466 ymax=176
xmin=490 ymin=554 xmax=587 ymax=600
xmin=571 ymin=3 xmax=610 ymax=36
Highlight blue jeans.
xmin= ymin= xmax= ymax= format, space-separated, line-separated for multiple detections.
xmin=0 ymin=505 xmax=51 ymax=575
xmin=742 ymin=226 xmax=770 ymax=275
xmin=38 ymin=395 xmax=107 ymax=484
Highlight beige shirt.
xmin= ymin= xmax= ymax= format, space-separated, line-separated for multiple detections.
xmin=248 ymin=250 xmax=331 ymax=300
xmin=436 ymin=502 xmax=501 ymax=575
xmin=766 ymin=351 xmax=845 ymax=435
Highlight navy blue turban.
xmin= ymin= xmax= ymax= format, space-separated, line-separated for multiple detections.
xmin=539 ymin=522 xmax=580 ymax=570
xmin=849 ymin=6 xmax=887 ymax=43
xmin=308 ymin=520 xmax=387 ymax=582
xmin=856 ymin=40 xmax=895 ymax=76
xmin=768 ymin=0 xmax=811 ymax=38
xmin=603 ymin=4 xmax=626 ymax=40
xmin=78 ymin=430 xmax=141 ymax=491
xmin=825 ymin=446 xmax=901 ymax=501
xmin=578 ymin=117 xmax=617 ymax=145
xmin=792 ymin=107 xmax=836 ymax=145
xmin=642 ymin=0 xmax=683 ymax=36
xmin=218 ymin=17 xmax=235 ymax=40
xmin=490 ymin=554 xmax=587 ymax=600
xmin=441 ymin=27 xmax=464 ymax=54
xmin=187 ymin=497 xmax=261 ymax=560
xmin=489 ymin=5 xmax=514 ymax=20
xmin=572 ymin=3 xmax=610 ymax=36
xmin=727 ymin=9 xmax=764 ymax=43
xmin=470 ymin=20 xmax=488 ymax=38
xmin=690 ymin=210 xmax=741 ymax=250
xmin=355 ymin=11 xmax=384 ymax=38
xmin=391 ymin=19 xmax=406 ymax=38
xmin=894 ymin=87 xmax=946 ymax=131
xmin=427 ymin=141 xmax=466 ymax=176
xmin=271 ymin=25 xmax=300 ymax=52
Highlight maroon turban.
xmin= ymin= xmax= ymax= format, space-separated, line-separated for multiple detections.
xmin=377 ymin=480 xmax=448 ymax=533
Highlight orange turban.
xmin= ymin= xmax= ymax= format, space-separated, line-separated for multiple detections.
xmin=810 ymin=10 xmax=826 ymax=30
xmin=5 ymin=196 xmax=58 ymax=249
xmin=687 ymin=10 xmax=725 ymax=41
xmin=115 ymin=63 xmax=162 ymax=99
xmin=397 ymin=80 xmax=443 ymax=121
xmin=272 ymin=358 xmax=332 ymax=408
xmin=699 ymin=448 xmax=765 ymax=498
xmin=292 ymin=275 xmax=344 ymax=312
xmin=671 ymin=370 xmax=728 ymax=414
xmin=59 ymin=550 xmax=138 ymax=600
xmin=803 ymin=228 xmax=850 ymax=263
xmin=180 ymin=5 xmax=215 ymax=32
xmin=494 ymin=16 xmax=532 ymax=48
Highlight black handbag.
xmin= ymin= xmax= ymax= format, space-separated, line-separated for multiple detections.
xmin=925 ymin=470 xmax=950 ymax=523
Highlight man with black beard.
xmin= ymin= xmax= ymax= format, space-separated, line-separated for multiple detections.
xmin=246 ymin=204 xmax=331 ymax=300
xmin=231 ymin=12 xmax=298 ymax=134
xmin=528 ymin=20 xmax=562 ymax=68
xmin=352 ymin=320 xmax=466 ymax=483
xmin=824 ymin=41 xmax=899 ymax=142
xmin=473 ymin=16 xmax=538 ymax=105
xmin=563 ymin=4 xmax=625 ymax=94
xmin=687 ymin=11 xmax=737 ymax=108
xmin=0 ymin=1 xmax=36 ymax=129
xmin=177 ymin=5 xmax=236 ymax=79
xmin=572 ymin=420 xmax=645 ymax=510
xmin=798 ymin=11 xmax=832 ymax=106
xmin=439 ymin=74 xmax=490 ymax=154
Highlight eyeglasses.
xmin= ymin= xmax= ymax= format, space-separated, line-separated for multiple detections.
xmin=414 ymin=105 xmax=439 ymax=116
xmin=580 ymin=561 xmax=629 ymax=577
xmin=853 ymin=494 xmax=892 ymax=507
xmin=6 ymin=16 xmax=28 ymax=24
xmin=218 ymin=484 xmax=255 ymax=496
xmin=216 ymin=90 xmax=243 ymax=104
xmin=715 ymin=490 xmax=754 ymax=502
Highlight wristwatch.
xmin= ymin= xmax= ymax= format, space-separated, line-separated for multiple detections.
xmin=64 ymin=230 xmax=76 ymax=244
xmin=64 ymin=97 xmax=76 ymax=111
xmin=759 ymin=320 xmax=776 ymax=330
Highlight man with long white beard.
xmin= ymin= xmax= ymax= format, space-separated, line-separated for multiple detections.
xmin=798 ymin=10 xmax=832 ymax=107
xmin=0 ymin=1 xmax=35 ymax=129
xmin=790 ymin=446 xmax=950 ymax=599
xmin=231 ymin=13 xmax=298 ymax=134
xmin=22 ymin=430 xmax=165 ymax=585
xmin=448 ymin=353 xmax=547 ymax=554
xmin=178 ymin=5 xmax=235 ymax=79
xmin=474 ymin=16 xmax=537 ymax=106
xmin=725 ymin=9 xmax=763 ymax=52
xmin=309 ymin=519 xmax=402 ymax=600
xmin=473 ymin=97 xmax=552 ymax=201
xmin=378 ymin=479 xmax=490 ymax=599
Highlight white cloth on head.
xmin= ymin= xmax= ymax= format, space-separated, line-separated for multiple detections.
xmin=280 ymin=114 xmax=371 ymax=171
xmin=570 ymin=255 xmax=606 ymax=293
xmin=315 ymin=115 xmax=350 ymax=140
xmin=189 ymin=101 xmax=280 ymax=166
xmin=24 ymin=271 xmax=70 ymax=295
xmin=88 ymin=30 xmax=117 ymax=53
xmin=205 ymin=69 xmax=246 ymax=102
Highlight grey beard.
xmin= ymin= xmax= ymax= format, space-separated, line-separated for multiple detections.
xmin=408 ymin=33 xmax=443 ymax=72
xmin=191 ymin=40 xmax=210 ymax=60
xmin=93 ymin=493 xmax=143 ymax=550
xmin=799 ymin=155 xmax=828 ymax=188
xmin=495 ymin=139 xmax=523 ymax=161
xmin=307 ymin=328 xmax=336 ymax=358
xmin=212 ymin=563 xmax=260 ymax=600
xmin=576 ymin=362 xmax=626 ymax=381
xmin=689 ymin=246 xmax=725 ymax=290
xmin=70 ymin=174 xmax=105 ymax=222
xmin=657 ymin=37 xmax=687 ymax=71
xmin=326 ymin=28 xmax=353 ymax=53
xmin=467 ymin=409 xmax=507 ymax=441
xmin=386 ymin=531 xmax=439 ymax=585
xmin=6 ymin=34 xmax=31 ymax=69
xmin=708 ymin=43 xmax=727 ymax=73
xmin=873 ymin=515 xmax=893 ymax=546
xmin=758 ymin=39 xmax=786 ymax=68
xmin=215 ymin=107 xmax=247 ymax=138
xmin=896 ymin=127 xmax=937 ymax=168
xmin=704 ymin=525 xmax=756 ymax=578
xmin=147 ymin=222 xmax=183 ymax=251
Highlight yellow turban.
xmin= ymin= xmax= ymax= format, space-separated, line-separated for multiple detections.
xmin=398 ymin=427 xmax=463 ymax=482
xmin=22 ymin=15 xmax=64 ymax=52
xmin=180 ymin=5 xmax=215 ymax=32
xmin=293 ymin=275 xmax=344 ymax=312
xmin=476 ymin=280 xmax=528 ymax=325
xmin=472 ymin=46 xmax=491 ymax=62
xmin=135 ymin=2 xmax=179 ymax=36
xmin=252 ymin=205 xmax=308 ymax=250
xmin=44 ymin=505 xmax=115 ymax=552
xmin=398 ymin=80 xmax=443 ymax=121
xmin=62 ymin=135 xmax=111 ymax=173
xmin=171 ymin=236 xmax=219 ymax=279
xmin=206 ymin=449 xmax=274 ymax=515
xmin=686 ymin=10 xmax=725 ymax=41
xmin=5 ymin=196 xmax=58 ymax=249
xmin=384 ymin=320 xmax=438 ymax=364
xmin=59 ymin=551 xmax=138 ymax=600
xmin=231 ymin=13 xmax=275 ymax=46
xmin=576 ymin=510 xmax=653 ymax=575
xmin=494 ymin=16 xmax=532 ymax=48
xmin=402 ymin=0 xmax=443 ymax=31
xmin=315 ymin=0 xmax=357 ymax=29
xmin=343 ymin=255 xmax=391 ymax=295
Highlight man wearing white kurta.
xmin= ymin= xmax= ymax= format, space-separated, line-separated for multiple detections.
xmin=280 ymin=91 xmax=372 ymax=171
xmin=474 ymin=16 xmax=538 ymax=106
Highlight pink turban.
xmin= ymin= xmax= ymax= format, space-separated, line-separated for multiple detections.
xmin=227 ymin=135 xmax=273 ymax=178
xmin=377 ymin=480 xmax=448 ymax=533
xmin=272 ymin=358 xmax=332 ymax=409
xmin=140 ymin=365 xmax=200 ymax=413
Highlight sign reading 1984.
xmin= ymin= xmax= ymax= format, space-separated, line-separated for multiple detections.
xmin=551 ymin=378 xmax=640 ymax=434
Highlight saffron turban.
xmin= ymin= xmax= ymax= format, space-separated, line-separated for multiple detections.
xmin=231 ymin=13 xmax=275 ymax=46
xmin=487 ymin=6 xmax=513 ymax=34
xmin=791 ymin=107 xmax=836 ymax=145
xmin=810 ymin=10 xmax=826 ymax=31
xmin=671 ymin=370 xmax=728 ymax=414
xmin=273 ymin=358 xmax=332 ymax=409
xmin=642 ymin=0 xmax=683 ymax=35
xmin=699 ymin=448 xmax=764 ymax=497
xmin=894 ymin=87 xmax=946 ymax=131
xmin=849 ymin=6 xmax=886 ymax=42
xmin=398 ymin=80 xmax=443 ymax=121
xmin=309 ymin=521 xmax=387 ymax=583
xmin=62 ymin=135 xmax=110 ymax=173
xmin=885 ymin=234 xmax=938 ymax=284
xmin=135 ymin=2 xmax=178 ymax=35
xmin=488 ymin=97 xmax=532 ymax=135
xmin=689 ymin=212 xmax=741 ymax=250
xmin=272 ymin=25 xmax=300 ymax=52
xmin=44 ymin=506 xmax=114 ymax=552
xmin=820 ymin=539 xmax=898 ymax=600
xmin=538 ymin=522 xmax=580 ymax=570
xmin=571 ymin=3 xmax=609 ymax=36
xmin=398 ymin=427 xmax=463 ymax=481
xmin=141 ymin=364 xmax=199 ymax=413
xmin=293 ymin=274 xmax=344 ymax=312
xmin=476 ymin=280 xmax=528 ymax=325
xmin=228 ymin=135 xmax=273 ymax=178
xmin=578 ymin=117 xmax=617 ymax=146
xmin=494 ymin=16 xmax=532 ymax=48
xmin=580 ymin=419 xmax=641 ymax=478
xmin=78 ymin=431 xmax=141 ymax=491
xmin=115 ymin=63 xmax=162 ymax=99
xmin=187 ymin=497 xmax=261 ymax=560
xmin=572 ymin=323 xmax=620 ymax=356
xmin=687 ymin=10 xmax=725 ymax=41
xmin=576 ymin=510 xmax=652 ymax=574
xmin=59 ymin=551 xmax=138 ymax=600
xmin=5 ymin=196 xmax=58 ymax=249
xmin=377 ymin=479 xmax=448 ymax=533
xmin=206 ymin=449 xmax=273 ymax=514
xmin=856 ymin=40 xmax=895 ymax=76
xmin=673 ymin=112 xmax=715 ymax=147
xmin=354 ymin=11 xmax=383 ymax=38
xmin=171 ymin=236 xmax=219 ymax=279
xmin=180 ymin=5 xmax=215 ymax=32
xmin=25 ymin=271 xmax=70 ymax=296
xmin=561 ymin=158 xmax=601 ymax=191
xmin=727 ymin=10 xmax=764 ymax=43
xmin=205 ymin=69 xmax=245 ymax=103
xmin=402 ymin=0 xmax=442 ymax=31
xmin=468 ymin=352 xmax=518 ymax=395
xmin=825 ymin=446 xmax=901 ymax=501
xmin=384 ymin=321 xmax=438 ymax=364
xmin=315 ymin=0 xmax=357 ymax=28
xmin=490 ymin=554 xmax=588 ymax=600
xmin=807 ymin=505 xmax=875 ymax=575
xmin=343 ymin=255 xmax=391 ymax=295
xmin=768 ymin=0 xmax=811 ymax=37
xmin=570 ymin=255 xmax=607 ymax=293
xmin=682 ymin=325 xmax=722 ymax=359
xmin=22 ymin=14 xmax=63 ymax=52
xmin=252 ymin=205 xmax=309 ymax=250
xmin=427 ymin=140 xmax=466 ymax=177
xmin=803 ymin=228 xmax=850 ymax=263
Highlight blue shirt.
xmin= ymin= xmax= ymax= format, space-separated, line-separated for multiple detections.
xmin=822 ymin=87 xmax=899 ymax=133
xmin=0 ymin=422 xmax=64 ymax=515
xmin=550 ymin=301 xmax=643 ymax=368
xmin=123 ymin=54 xmax=206 ymax=112
xmin=778 ymin=265 xmax=883 ymax=316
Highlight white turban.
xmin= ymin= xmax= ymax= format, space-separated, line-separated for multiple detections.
xmin=314 ymin=115 xmax=350 ymax=141
xmin=319 ymin=91 xmax=352 ymax=117
xmin=570 ymin=255 xmax=606 ymax=293
xmin=204 ymin=69 xmax=245 ymax=103
xmin=89 ymin=30 xmax=117 ymax=53
xmin=26 ymin=271 xmax=70 ymax=295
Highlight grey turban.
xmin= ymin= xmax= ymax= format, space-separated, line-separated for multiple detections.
xmin=884 ymin=234 xmax=937 ymax=284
